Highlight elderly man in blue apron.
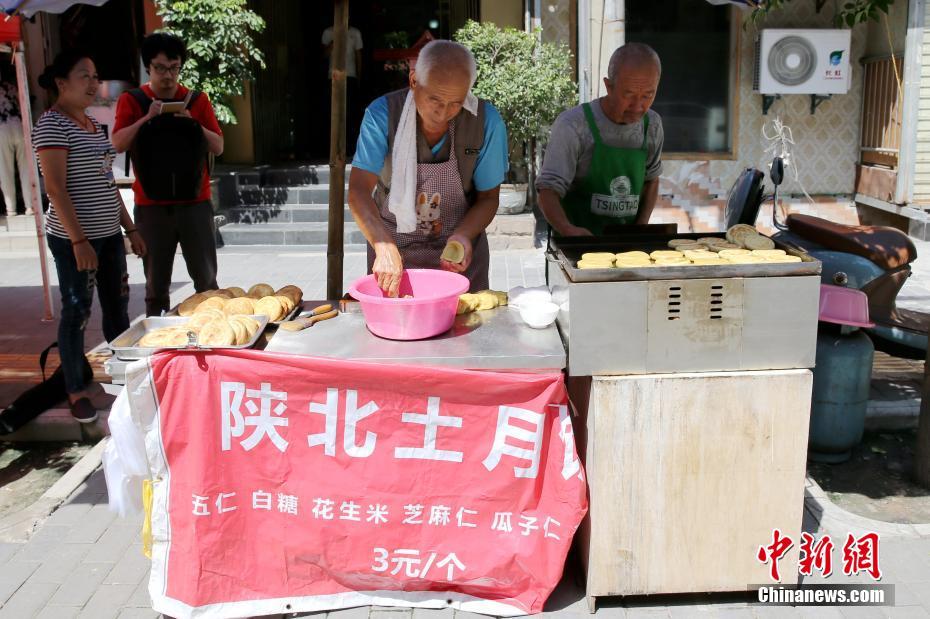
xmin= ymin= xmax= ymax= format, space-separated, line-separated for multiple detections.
xmin=349 ymin=40 xmax=509 ymax=297
xmin=537 ymin=43 xmax=664 ymax=236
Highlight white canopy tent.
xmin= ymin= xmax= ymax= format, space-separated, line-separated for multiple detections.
xmin=2 ymin=0 xmax=107 ymax=17
xmin=1 ymin=0 xmax=113 ymax=320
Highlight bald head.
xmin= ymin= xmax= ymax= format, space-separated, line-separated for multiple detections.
xmin=415 ymin=40 xmax=476 ymax=88
xmin=607 ymin=43 xmax=661 ymax=82
xmin=601 ymin=43 xmax=661 ymax=125
xmin=410 ymin=40 xmax=476 ymax=136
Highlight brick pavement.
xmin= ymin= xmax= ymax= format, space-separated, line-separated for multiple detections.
xmin=1 ymin=464 xmax=929 ymax=618
xmin=1 ymin=243 xmax=930 ymax=617
xmin=0 ymin=246 xmax=547 ymax=408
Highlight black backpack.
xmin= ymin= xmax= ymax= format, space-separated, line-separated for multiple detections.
xmin=0 ymin=343 xmax=94 ymax=435
xmin=128 ymin=88 xmax=208 ymax=202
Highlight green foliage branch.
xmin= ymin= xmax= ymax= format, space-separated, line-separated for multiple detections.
xmin=746 ymin=0 xmax=894 ymax=28
xmin=153 ymin=0 xmax=266 ymax=124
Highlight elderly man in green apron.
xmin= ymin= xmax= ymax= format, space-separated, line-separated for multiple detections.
xmin=348 ymin=40 xmax=509 ymax=297
xmin=537 ymin=43 xmax=664 ymax=236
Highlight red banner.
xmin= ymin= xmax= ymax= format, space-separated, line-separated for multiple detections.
xmin=136 ymin=349 xmax=587 ymax=618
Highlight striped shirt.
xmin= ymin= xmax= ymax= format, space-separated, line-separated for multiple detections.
xmin=33 ymin=109 xmax=122 ymax=240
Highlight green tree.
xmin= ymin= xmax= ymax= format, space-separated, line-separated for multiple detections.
xmin=455 ymin=21 xmax=577 ymax=182
xmin=154 ymin=0 xmax=266 ymax=125
xmin=747 ymin=0 xmax=895 ymax=28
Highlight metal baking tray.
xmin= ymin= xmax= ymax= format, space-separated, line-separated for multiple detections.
xmin=110 ymin=315 xmax=270 ymax=360
xmin=168 ymin=300 xmax=302 ymax=324
xmin=270 ymin=302 xmax=302 ymax=325
xmin=552 ymin=233 xmax=821 ymax=282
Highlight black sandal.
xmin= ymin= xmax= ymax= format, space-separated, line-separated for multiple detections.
xmin=68 ymin=397 xmax=98 ymax=424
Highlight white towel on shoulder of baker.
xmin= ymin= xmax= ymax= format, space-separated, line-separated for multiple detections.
xmin=388 ymin=89 xmax=479 ymax=234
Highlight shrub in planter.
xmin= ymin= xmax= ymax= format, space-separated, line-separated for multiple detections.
xmin=455 ymin=21 xmax=576 ymax=212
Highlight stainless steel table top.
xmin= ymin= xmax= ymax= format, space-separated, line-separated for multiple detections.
xmin=264 ymin=306 xmax=566 ymax=371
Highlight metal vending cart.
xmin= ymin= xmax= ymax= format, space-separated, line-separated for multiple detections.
xmin=547 ymin=231 xmax=821 ymax=611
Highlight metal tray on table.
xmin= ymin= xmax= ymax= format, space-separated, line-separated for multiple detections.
xmin=168 ymin=300 xmax=302 ymax=325
xmin=552 ymin=233 xmax=821 ymax=282
xmin=270 ymin=302 xmax=302 ymax=325
xmin=110 ymin=315 xmax=270 ymax=360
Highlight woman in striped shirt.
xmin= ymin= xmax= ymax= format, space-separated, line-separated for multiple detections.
xmin=34 ymin=51 xmax=146 ymax=423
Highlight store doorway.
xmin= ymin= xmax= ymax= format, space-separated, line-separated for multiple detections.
xmin=248 ymin=0 xmax=479 ymax=164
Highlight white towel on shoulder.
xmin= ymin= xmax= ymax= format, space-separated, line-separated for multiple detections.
xmin=389 ymin=89 xmax=479 ymax=233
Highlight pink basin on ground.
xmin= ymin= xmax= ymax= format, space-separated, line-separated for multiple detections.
xmin=819 ymin=284 xmax=875 ymax=328
xmin=349 ymin=269 xmax=470 ymax=340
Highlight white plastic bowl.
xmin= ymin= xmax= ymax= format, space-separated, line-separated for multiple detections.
xmin=509 ymin=286 xmax=552 ymax=310
xmin=519 ymin=301 xmax=560 ymax=329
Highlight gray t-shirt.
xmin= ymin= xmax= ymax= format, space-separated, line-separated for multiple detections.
xmin=536 ymin=101 xmax=664 ymax=197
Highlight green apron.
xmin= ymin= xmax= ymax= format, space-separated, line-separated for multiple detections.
xmin=560 ymin=102 xmax=649 ymax=235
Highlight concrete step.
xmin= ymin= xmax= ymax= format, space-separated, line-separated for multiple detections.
xmin=231 ymin=184 xmax=349 ymax=208
xmin=906 ymin=215 xmax=930 ymax=241
xmin=224 ymin=205 xmax=352 ymax=225
xmin=217 ymin=221 xmax=367 ymax=246
xmin=486 ymin=213 xmax=538 ymax=250
xmin=0 ymin=407 xmax=109 ymax=442
xmin=0 ymin=230 xmax=41 ymax=252
xmin=218 ymin=212 xmax=538 ymax=249
xmin=260 ymin=165 xmax=351 ymax=187
xmin=218 ymin=244 xmax=369 ymax=254
xmin=2 ymin=214 xmax=38 ymax=232
xmin=214 ymin=165 xmax=351 ymax=192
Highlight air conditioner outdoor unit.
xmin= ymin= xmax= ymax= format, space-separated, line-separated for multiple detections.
xmin=755 ymin=28 xmax=851 ymax=95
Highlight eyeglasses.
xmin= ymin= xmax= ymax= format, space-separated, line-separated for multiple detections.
xmin=150 ymin=63 xmax=182 ymax=76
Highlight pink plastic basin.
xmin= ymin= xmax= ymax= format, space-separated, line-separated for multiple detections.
xmin=819 ymin=284 xmax=875 ymax=328
xmin=349 ymin=269 xmax=470 ymax=340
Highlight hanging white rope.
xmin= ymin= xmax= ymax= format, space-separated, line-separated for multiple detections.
xmin=761 ymin=116 xmax=815 ymax=214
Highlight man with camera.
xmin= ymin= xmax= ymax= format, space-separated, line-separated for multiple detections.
xmin=113 ymin=33 xmax=224 ymax=316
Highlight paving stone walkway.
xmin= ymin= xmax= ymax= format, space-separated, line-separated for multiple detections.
xmin=1 ymin=241 xmax=929 ymax=618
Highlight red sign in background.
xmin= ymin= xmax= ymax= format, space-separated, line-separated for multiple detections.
xmin=140 ymin=350 xmax=587 ymax=618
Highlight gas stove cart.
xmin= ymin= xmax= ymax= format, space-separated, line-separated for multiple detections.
xmin=547 ymin=220 xmax=821 ymax=611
